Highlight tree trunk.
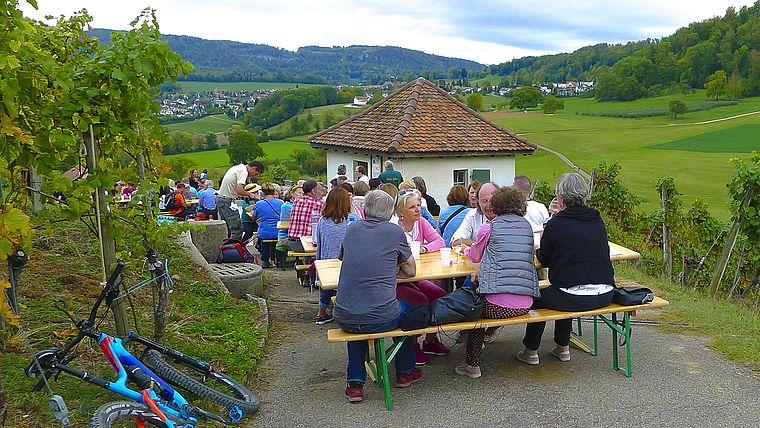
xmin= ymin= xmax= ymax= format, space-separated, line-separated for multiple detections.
xmin=661 ymin=184 xmax=672 ymax=279
xmin=84 ymin=129 xmax=128 ymax=336
xmin=147 ymin=248 xmax=170 ymax=342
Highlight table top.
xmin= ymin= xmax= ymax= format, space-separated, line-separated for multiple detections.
xmin=300 ymin=236 xmax=316 ymax=253
xmin=316 ymin=251 xmax=478 ymax=290
xmin=277 ymin=221 xmax=289 ymax=230
xmin=316 ymin=241 xmax=640 ymax=290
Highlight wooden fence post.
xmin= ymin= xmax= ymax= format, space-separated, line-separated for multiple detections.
xmin=662 ymin=183 xmax=672 ymax=279
xmin=709 ymin=186 xmax=757 ymax=296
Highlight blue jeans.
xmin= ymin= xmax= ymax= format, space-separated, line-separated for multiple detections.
xmin=337 ymin=302 xmax=414 ymax=383
xmin=319 ymin=288 xmax=336 ymax=310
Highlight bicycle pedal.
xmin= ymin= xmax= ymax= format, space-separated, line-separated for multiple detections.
xmin=229 ymin=405 xmax=243 ymax=423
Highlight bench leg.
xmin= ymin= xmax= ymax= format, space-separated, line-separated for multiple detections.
xmin=594 ymin=312 xmax=633 ymax=377
xmin=373 ymin=338 xmax=393 ymax=410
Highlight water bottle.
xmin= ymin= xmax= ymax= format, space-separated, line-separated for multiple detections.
xmin=310 ymin=210 xmax=321 ymax=244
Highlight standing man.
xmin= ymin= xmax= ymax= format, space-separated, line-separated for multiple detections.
xmin=512 ymin=175 xmax=550 ymax=232
xmin=287 ymin=180 xmax=325 ymax=252
xmin=379 ymin=160 xmax=403 ymax=188
xmin=216 ymin=160 xmax=265 ymax=239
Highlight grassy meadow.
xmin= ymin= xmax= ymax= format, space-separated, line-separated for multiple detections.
xmin=164 ymin=114 xmax=242 ymax=134
xmin=163 ymin=138 xmax=312 ymax=169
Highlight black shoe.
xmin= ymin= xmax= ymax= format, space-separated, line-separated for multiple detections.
xmin=261 ymin=261 xmax=270 ymax=269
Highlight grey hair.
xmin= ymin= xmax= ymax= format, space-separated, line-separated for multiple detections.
xmin=395 ymin=189 xmax=421 ymax=212
xmin=555 ymin=173 xmax=588 ymax=207
xmin=204 ymin=179 xmax=214 ymax=188
xmin=384 ymin=160 xmax=394 ymax=170
xmin=475 ymin=181 xmax=500 ymax=214
xmin=364 ymin=190 xmax=395 ymax=221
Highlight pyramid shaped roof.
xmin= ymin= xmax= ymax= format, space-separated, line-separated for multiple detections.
xmin=308 ymin=77 xmax=535 ymax=157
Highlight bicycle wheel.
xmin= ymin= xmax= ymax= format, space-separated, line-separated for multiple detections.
xmin=142 ymin=349 xmax=260 ymax=415
xmin=89 ymin=401 xmax=192 ymax=428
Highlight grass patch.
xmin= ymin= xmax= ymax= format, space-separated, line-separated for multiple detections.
xmin=178 ymin=81 xmax=322 ymax=93
xmin=164 ymin=114 xmax=242 ymax=134
xmin=163 ymin=139 xmax=313 ymax=171
xmin=645 ymin=124 xmax=760 ymax=152
xmin=0 ymin=220 xmax=265 ymax=427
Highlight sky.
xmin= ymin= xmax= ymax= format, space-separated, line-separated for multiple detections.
xmin=19 ymin=0 xmax=757 ymax=65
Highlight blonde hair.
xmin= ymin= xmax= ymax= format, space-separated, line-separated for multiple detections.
xmin=398 ymin=181 xmax=417 ymax=191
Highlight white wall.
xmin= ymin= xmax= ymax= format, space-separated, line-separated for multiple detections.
xmin=399 ymin=156 xmax=516 ymax=209
xmin=325 ymin=152 xmax=373 ymax=182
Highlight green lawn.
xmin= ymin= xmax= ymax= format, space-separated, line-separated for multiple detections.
xmin=646 ymin=123 xmax=760 ymax=152
xmin=178 ymin=81 xmax=322 ymax=93
xmin=164 ymin=114 xmax=242 ymax=134
xmin=163 ymin=139 xmax=312 ymax=169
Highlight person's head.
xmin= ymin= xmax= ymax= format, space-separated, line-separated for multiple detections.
xmin=337 ymin=175 xmax=348 ymax=187
xmin=476 ymin=182 xmax=500 ymax=219
xmin=177 ymin=183 xmax=189 ymax=194
xmin=353 ymin=181 xmax=369 ymax=196
xmin=188 ymin=168 xmax=199 ymax=179
xmin=127 ymin=181 xmax=136 ymax=188
xmin=204 ymin=179 xmax=214 ymax=189
xmin=246 ymin=160 xmax=265 ymax=178
xmin=322 ymin=188 xmax=352 ymax=222
xmin=468 ymin=181 xmax=481 ymax=208
xmin=340 ymin=182 xmax=354 ymax=196
xmin=512 ymin=175 xmax=532 ymax=199
xmin=555 ymin=173 xmax=588 ymax=208
xmin=364 ymin=190 xmax=395 ymax=221
xmin=411 ymin=176 xmax=427 ymax=195
xmin=337 ymin=164 xmax=347 ymax=175
xmin=395 ymin=189 xmax=422 ymax=222
xmin=491 ymin=186 xmax=527 ymax=217
xmin=446 ymin=184 xmax=469 ymax=206
xmin=319 ymin=183 xmax=328 ymax=198
xmin=181 ymin=177 xmax=190 ymax=185
xmin=302 ymin=179 xmax=320 ymax=197
xmin=284 ymin=185 xmax=303 ymax=202
xmin=384 ymin=160 xmax=394 ymax=171
xmin=398 ymin=180 xmax=416 ymax=191
xmin=379 ymin=183 xmax=398 ymax=199
xmin=261 ymin=182 xmax=276 ymax=196
xmin=356 ymin=165 xmax=367 ymax=177
xmin=368 ymin=178 xmax=382 ymax=190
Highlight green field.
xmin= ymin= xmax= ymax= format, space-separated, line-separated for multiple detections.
xmin=164 ymin=114 xmax=242 ymax=134
xmin=178 ymin=81 xmax=322 ymax=93
xmin=646 ymin=123 xmax=760 ymax=152
xmin=163 ymin=138 xmax=311 ymax=169
xmin=492 ymin=96 xmax=760 ymax=220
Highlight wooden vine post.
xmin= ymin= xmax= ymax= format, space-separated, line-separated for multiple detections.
xmin=662 ymin=183 xmax=672 ymax=279
xmin=709 ymin=186 xmax=756 ymax=297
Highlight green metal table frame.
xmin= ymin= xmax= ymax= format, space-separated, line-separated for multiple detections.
xmin=363 ymin=337 xmax=408 ymax=411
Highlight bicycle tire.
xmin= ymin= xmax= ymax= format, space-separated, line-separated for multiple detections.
xmin=142 ymin=349 xmax=260 ymax=415
xmin=89 ymin=401 xmax=192 ymax=428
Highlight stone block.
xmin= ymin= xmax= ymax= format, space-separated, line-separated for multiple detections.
xmin=207 ymin=263 xmax=263 ymax=298
xmin=189 ymin=220 xmax=228 ymax=263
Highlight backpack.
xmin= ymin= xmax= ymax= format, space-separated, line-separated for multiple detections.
xmin=216 ymin=238 xmax=256 ymax=263
xmin=165 ymin=191 xmax=182 ymax=211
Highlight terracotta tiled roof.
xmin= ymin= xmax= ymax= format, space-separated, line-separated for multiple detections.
xmin=309 ymin=77 xmax=535 ymax=156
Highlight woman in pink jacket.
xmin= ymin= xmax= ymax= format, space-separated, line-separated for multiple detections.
xmin=394 ymin=189 xmax=449 ymax=364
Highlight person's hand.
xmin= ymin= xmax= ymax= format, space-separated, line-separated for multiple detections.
xmin=549 ymin=198 xmax=565 ymax=215
xmin=470 ymin=271 xmax=479 ymax=284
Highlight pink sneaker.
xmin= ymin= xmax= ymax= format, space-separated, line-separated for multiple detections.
xmin=414 ymin=342 xmax=430 ymax=365
xmin=455 ymin=363 xmax=482 ymax=378
xmin=422 ymin=337 xmax=450 ymax=356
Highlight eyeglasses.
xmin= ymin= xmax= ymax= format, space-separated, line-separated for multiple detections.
xmin=396 ymin=189 xmax=421 ymax=201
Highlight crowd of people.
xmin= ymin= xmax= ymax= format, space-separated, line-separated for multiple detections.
xmin=200 ymin=159 xmax=616 ymax=404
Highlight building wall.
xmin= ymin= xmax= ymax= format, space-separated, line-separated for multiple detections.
xmin=325 ymin=152 xmax=517 ymax=209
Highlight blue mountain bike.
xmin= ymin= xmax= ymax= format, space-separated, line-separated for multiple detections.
xmin=25 ymin=262 xmax=254 ymax=427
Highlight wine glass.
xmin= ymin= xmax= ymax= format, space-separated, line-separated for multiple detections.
xmin=452 ymin=239 xmax=464 ymax=264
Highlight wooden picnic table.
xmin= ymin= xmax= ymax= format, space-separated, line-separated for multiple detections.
xmin=277 ymin=220 xmax=289 ymax=230
xmin=300 ymin=236 xmax=316 ymax=253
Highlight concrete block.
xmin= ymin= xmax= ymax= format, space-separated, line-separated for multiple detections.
xmin=207 ymin=263 xmax=263 ymax=298
xmin=189 ymin=220 xmax=228 ymax=263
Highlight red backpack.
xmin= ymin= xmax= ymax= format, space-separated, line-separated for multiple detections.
xmin=216 ymin=238 xmax=257 ymax=263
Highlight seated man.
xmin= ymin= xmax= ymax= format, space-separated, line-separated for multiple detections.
xmin=197 ymin=179 xmax=218 ymax=219
xmin=333 ymin=190 xmax=421 ymax=403
xmin=167 ymin=183 xmax=196 ymax=220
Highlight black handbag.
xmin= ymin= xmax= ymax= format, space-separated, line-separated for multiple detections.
xmin=430 ymin=287 xmax=484 ymax=325
xmin=613 ymin=286 xmax=655 ymax=306
xmin=400 ymin=303 xmax=432 ymax=331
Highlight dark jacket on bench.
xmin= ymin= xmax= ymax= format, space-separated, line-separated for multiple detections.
xmin=478 ymin=214 xmax=540 ymax=297
xmin=537 ymin=205 xmax=615 ymax=289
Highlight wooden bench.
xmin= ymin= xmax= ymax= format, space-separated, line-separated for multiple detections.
xmin=288 ymin=251 xmax=316 ymax=288
xmin=327 ymin=296 xmax=669 ymax=410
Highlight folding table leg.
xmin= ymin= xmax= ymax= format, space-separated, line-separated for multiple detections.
xmin=373 ymin=338 xmax=393 ymax=410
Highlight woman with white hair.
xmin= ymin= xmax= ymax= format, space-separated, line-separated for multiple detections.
xmin=333 ymin=190 xmax=421 ymax=402
xmin=518 ymin=173 xmax=615 ymax=365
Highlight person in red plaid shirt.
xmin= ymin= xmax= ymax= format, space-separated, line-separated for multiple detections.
xmin=288 ymin=180 xmax=325 ymax=252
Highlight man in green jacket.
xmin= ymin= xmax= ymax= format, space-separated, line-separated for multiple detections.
xmin=379 ymin=160 xmax=403 ymax=188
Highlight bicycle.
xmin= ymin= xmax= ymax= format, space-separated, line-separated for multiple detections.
xmin=25 ymin=262 xmax=252 ymax=427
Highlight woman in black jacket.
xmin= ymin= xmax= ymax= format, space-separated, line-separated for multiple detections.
xmin=411 ymin=176 xmax=440 ymax=216
xmin=517 ymin=173 xmax=615 ymax=365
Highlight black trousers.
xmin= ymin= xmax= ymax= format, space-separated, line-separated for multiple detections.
xmin=523 ymin=286 xmax=614 ymax=350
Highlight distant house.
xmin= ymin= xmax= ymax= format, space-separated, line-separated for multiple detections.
xmin=308 ymin=77 xmax=536 ymax=203
xmin=353 ymin=96 xmax=369 ymax=106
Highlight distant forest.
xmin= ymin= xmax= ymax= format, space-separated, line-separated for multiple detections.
xmin=87 ymin=29 xmax=484 ymax=85
xmin=487 ymin=3 xmax=760 ymax=97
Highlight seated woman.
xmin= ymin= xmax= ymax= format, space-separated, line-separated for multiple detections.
xmin=397 ymin=181 xmax=437 ymax=229
xmin=333 ymin=190 xmax=421 ymax=403
xmin=314 ymin=188 xmax=360 ymax=325
xmin=454 ymin=187 xmax=539 ymax=378
xmin=394 ymin=189 xmax=450 ymax=364
xmin=518 ymin=173 xmax=615 ymax=365
xmin=437 ymin=184 xmax=472 ymax=246
xmin=252 ymin=183 xmax=284 ymax=268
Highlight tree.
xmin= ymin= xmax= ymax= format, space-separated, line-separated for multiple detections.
xmin=466 ymin=93 xmax=483 ymax=111
xmin=227 ymin=129 xmax=264 ymax=165
xmin=594 ymin=73 xmax=620 ymax=101
xmin=509 ymin=86 xmax=543 ymax=110
xmin=461 ymin=67 xmax=468 ymax=78
xmin=449 ymin=66 xmax=460 ymax=79
xmin=617 ymin=76 xmax=646 ymax=101
xmin=542 ymin=96 xmax=565 ymax=114
xmin=669 ymin=100 xmax=687 ymax=119
xmin=705 ymin=70 xmax=728 ymax=100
